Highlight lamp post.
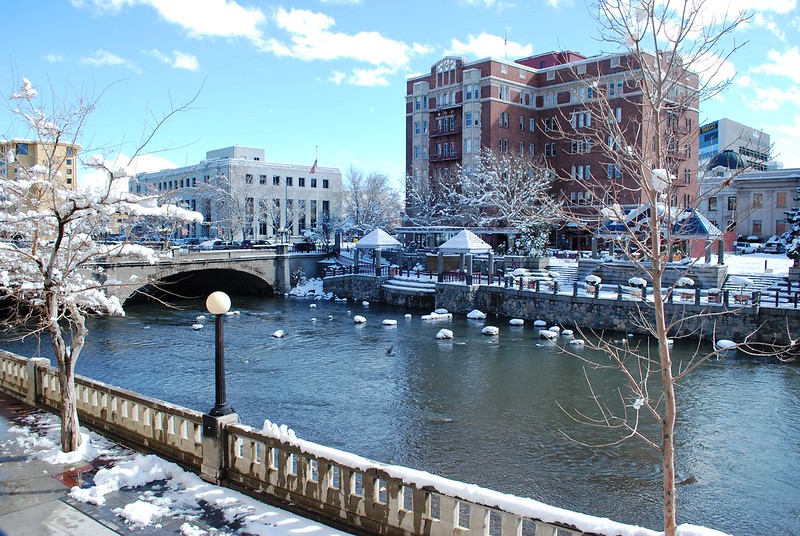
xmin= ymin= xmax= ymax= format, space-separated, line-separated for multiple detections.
xmin=206 ymin=291 xmax=234 ymax=416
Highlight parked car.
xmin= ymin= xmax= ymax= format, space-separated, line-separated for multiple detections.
xmin=213 ymin=241 xmax=241 ymax=250
xmin=763 ymin=235 xmax=787 ymax=254
xmin=734 ymin=241 xmax=761 ymax=254
xmin=241 ymin=239 xmax=276 ymax=249
xmin=197 ymin=239 xmax=220 ymax=250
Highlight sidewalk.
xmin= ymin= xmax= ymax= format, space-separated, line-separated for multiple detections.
xmin=0 ymin=392 xmax=348 ymax=535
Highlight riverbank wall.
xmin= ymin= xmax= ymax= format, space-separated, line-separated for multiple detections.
xmin=0 ymin=349 xmax=674 ymax=536
xmin=435 ymin=282 xmax=798 ymax=344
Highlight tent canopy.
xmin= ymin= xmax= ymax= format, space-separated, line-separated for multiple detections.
xmin=438 ymin=229 xmax=492 ymax=254
xmin=355 ymin=228 xmax=401 ymax=250
xmin=672 ymin=207 xmax=723 ymax=239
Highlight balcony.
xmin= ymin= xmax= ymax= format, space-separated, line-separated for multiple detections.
xmin=429 ymin=151 xmax=462 ymax=162
xmin=430 ymin=126 xmax=463 ymax=138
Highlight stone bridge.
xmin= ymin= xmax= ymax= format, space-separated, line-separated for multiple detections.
xmin=96 ymin=247 xmax=327 ymax=304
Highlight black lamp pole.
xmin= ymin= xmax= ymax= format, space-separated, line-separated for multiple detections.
xmin=207 ymin=291 xmax=234 ymax=416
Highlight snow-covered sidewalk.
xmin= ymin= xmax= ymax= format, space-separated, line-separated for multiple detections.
xmin=0 ymin=393 xmax=348 ymax=536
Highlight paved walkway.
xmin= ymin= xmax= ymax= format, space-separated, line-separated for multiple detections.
xmin=0 ymin=393 xmax=347 ymax=535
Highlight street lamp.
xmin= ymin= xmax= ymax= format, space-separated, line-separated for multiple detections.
xmin=206 ymin=291 xmax=234 ymax=416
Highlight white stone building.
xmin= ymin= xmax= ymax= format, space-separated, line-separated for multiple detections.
xmin=131 ymin=146 xmax=342 ymax=241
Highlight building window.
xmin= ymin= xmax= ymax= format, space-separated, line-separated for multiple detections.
xmin=529 ymin=143 xmax=535 ymax=156
xmin=777 ymin=220 xmax=786 ymax=234
xmin=753 ymin=220 xmax=762 ymax=236
xmin=520 ymin=115 xmax=524 ymax=130
xmin=465 ymin=112 xmax=472 ymax=127
xmin=585 ymin=165 xmax=591 ymax=179
xmin=519 ymin=142 xmax=524 ymax=154
xmin=245 ymin=174 xmax=253 ymax=184
xmin=415 ymin=97 xmax=420 ymax=110
xmin=611 ymin=56 xmax=621 ymax=68
xmin=415 ymin=121 xmax=420 ymax=135
xmin=544 ymin=142 xmax=557 ymax=157
xmin=311 ymin=178 xmax=317 ymax=188
xmin=66 ymin=158 xmax=72 ymax=165
xmin=753 ymin=193 xmax=763 ymax=209
xmin=66 ymin=147 xmax=74 ymax=156
xmin=615 ymin=107 xmax=622 ymax=122
xmin=273 ymin=175 xmax=280 ymax=186
xmin=16 ymin=143 xmax=29 ymax=155
xmin=529 ymin=118 xmax=535 ymax=132
xmin=708 ymin=197 xmax=718 ymax=211
xmin=285 ymin=177 xmax=293 ymax=187
xmin=577 ymin=63 xmax=586 ymax=75
xmin=777 ymin=191 xmax=787 ymax=208
xmin=543 ymin=117 xmax=556 ymax=132
xmin=298 ymin=177 xmax=305 ymax=187
xmin=414 ymin=145 xmax=420 ymax=159
xmin=323 ymin=179 xmax=329 ymax=189
xmin=465 ymin=139 xmax=472 ymax=154
xmin=260 ymin=174 xmax=267 ymax=184
xmin=727 ymin=196 xmax=737 ymax=211
xmin=423 ymin=120 xmax=428 ymax=134
xmin=546 ymin=70 xmax=555 ymax=81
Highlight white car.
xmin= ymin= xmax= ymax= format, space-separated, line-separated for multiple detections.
xmin=734 ymin=241 xmax=760 ymax=254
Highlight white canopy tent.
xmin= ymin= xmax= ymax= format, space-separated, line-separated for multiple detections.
xmin=355 ymin=228 xmax=401 ymax=250
xmin=438 ymin=229 xmax=492 ymax=254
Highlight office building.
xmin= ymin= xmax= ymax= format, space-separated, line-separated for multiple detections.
xmin=131 ymin=146 xmax=342 ymax=241
xmin=0 ymin=138 xmax=79 ymax=190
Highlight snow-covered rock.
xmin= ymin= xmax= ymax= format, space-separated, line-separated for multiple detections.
xmin=539 ymin=329 xmax=557 ymax=340
xmin=549 ymin=326 xmax=561 ymax=334
xmin=353 ymin=315 xmax=367 ymax=324
xmin=195 ymin=315 xmax=206 ymax=321
xmin=533 ymin=320 xmax=547 ymax=327
xmin=482 ymin=326 xmax=499 ymax=336
xmin=561 ymin=329 xmax=574 ymax=337
xmin=436 ymin=329 xmax=454 ymax=340
xmin=362 ymin=301 xmax=370 ymax=306
xmin=569 ymin=338 xmax=585 ymax=346
xmin=382 ymin=319 xmax=398 ymax=326
xmin=509 ymin=318 xmax=524 ymax=326
xmin=271 ymin=330 xmax=285 ymax=338
xmin=467 ymin=309 xmax=487 ymax=320
xmin=404 ymin=314 xmax=412 ymax=319
xmin=422 ymin=312 xmax=452 ymax=321
xmin=434 ymin=308 xmax=449 ymax=314
xmin=191 ymin=324 xmax=203 ymax=330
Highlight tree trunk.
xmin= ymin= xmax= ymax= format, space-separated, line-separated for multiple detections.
xmin=651 ymin=267 xmax=678 ymax=536
xmin=58 ymin=363 xmax=81 ymax=452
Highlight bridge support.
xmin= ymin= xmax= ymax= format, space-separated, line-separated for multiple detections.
xmin=274 ymin=245 xmax=292 ymax=293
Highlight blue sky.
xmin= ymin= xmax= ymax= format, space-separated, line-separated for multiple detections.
xmin=4 ymin=0 xmax=800 ymax=190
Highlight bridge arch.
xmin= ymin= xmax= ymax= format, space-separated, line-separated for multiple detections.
xmin=124 ymin=268 xmax=274 ymax=305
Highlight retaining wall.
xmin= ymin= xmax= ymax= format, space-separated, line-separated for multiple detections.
xmin=435 ymin=283 xmax=800 ymax=344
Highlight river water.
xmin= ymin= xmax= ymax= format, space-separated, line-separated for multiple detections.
xmin=3 ymin=295 xmax=799 ymax=535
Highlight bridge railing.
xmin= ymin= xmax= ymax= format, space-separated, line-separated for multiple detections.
xmin=0 ymin=349 xmax=667 ymax=536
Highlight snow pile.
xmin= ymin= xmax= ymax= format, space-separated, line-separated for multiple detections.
xmin=467 ymin=309 xmax=487 ymax=320
xmin=288 ymin=278 xmax=333 ymax=300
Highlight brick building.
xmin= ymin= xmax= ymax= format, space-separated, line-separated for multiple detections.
xmin=405 ymin=51 xmax=699 ymax=248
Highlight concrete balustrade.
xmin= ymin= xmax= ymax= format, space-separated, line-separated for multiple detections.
xmin=0 ymin=348 xmax=667 ymax=536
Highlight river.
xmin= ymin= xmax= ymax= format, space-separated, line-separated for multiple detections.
xmin=3 ymin=295 xmax=799 ymax=535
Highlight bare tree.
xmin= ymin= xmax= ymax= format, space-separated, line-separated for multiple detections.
xmin=341 ymin=166 xmax=403 ymax=235
xmin=553 ymin=2 xmax=752 ymax=534
xmin=0 ymin=77 xmax=202 ymax=452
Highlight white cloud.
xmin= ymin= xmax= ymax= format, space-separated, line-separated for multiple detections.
xmin=749 ymin=85 xmax=800 ymax=111
xmin=765 ymin=116 xmax=800 ymax=167
xmin=752 ymin=13 xmax=786 ymax=41
xmin=80 ymin=50 xmax=140 ymax=73
xmin=447 ymin=32 xmax=534 ymax=60
xmin=327 ymin=71 xmax=346 ymax=85
xmin=752 ymin=47 xmax=800 ymax=83
xmin=73 ymin=0 xmax=266 ymax=41
xmin=43 ymin=53 xmax=66 ymax=63
xmin=80 ymin=152 xmax=178 ymax=192
xmin=144 ymin=49 xmax=200 ymax=71
xmin=261 ymin=7 xmax=431 ymax=86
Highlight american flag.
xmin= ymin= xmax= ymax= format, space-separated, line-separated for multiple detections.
xmin=309 ymin=159 xmax=317 ymax=174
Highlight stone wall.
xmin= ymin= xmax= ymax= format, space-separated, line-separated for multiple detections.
xmin=436 ymin=283 xmax=800 ymax=344
xmin=323 ymin=274 xmax=386 ymax=302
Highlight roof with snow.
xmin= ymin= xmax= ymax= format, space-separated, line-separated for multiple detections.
xmin=438 ymin=229 xmax=492 ymax=254
xmin=672 ymin=208 xmax=723 ymax=238
xmin=355 ymin=228 xmax=401 ymax=250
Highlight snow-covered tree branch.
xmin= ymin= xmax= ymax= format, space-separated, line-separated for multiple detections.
xmin=1 ymin=77 xmax=202 ymax=453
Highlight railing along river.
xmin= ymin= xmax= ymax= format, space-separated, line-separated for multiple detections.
xmin=0 ymin=349 xmax=672 ymax=536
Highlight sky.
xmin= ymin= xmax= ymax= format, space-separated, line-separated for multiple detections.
xmin=3 ymin=0 xmax=800 ymax=191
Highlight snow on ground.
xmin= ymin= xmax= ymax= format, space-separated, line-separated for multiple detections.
xmin=705 ymin=253 xmax=792 ymax=275
xmin=5 ymin=410 xmax=348 ymax=535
